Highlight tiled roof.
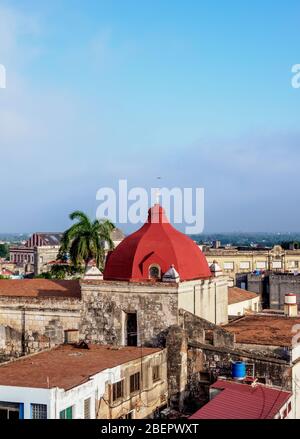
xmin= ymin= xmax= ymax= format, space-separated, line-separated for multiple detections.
xmin=189 ymin=379 xmax=291 ymax=419
xmin=228 ymin=287 xmax=259 ymax=305
xmin=0 ymin=344 xmax=162 ymax=390
xmin=0 ymin=268 xmax=14 ymax=276
xmin=35 ymin=233 xmax=63 ymax=245
xmin=0 ymin=279 xmax=81 ymax=298
xmin=224 ymin=314 xmax=300 ymax=346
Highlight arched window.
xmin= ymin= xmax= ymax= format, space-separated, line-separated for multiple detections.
xmin=149 ymin=264 xmax=161 ymax=280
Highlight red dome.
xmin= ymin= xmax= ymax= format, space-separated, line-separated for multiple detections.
xmin=104 ymin=204 xmax=211 ymax=282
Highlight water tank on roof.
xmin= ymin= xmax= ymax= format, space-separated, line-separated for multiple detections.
xmin=284 ymin=293 xmax=297 ymax=305
xmin=232 ymin=361 xmax=246 ymax=380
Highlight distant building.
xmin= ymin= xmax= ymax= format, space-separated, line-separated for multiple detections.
xmin=237 ymin=271 xmax=300 ymax=310
xmin=204 ymin=245 xmax=300 ymax=283
xmin=9 ymin=229 xmax=126 ymax=277
xmin=9 ymin=233 xmax=63 ymax=276
xmin=189 ymin=379 xmax=293 ymax=419
xmin=0 ymin=344 xmax=167 ymax=419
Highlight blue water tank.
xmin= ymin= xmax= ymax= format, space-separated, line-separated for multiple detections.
xmin=232 ymin=361 xmax=246 ymax=380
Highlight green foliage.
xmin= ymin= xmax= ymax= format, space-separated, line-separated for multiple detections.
xmin=50 ymin=264 xmax=84 ymax=279
xmin=59 ymin=210 xmax=115 ymax=270
xmin=0 ymin=243 xmax=9 ymax=259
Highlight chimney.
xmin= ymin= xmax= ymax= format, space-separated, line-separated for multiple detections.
xmin=284 ymin=294 xmax=298 ymax=317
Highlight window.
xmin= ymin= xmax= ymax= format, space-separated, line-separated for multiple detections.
xmin=0 ymin=402 xmax=23 ymax=420
xmin=272 ymin=261 xmax=282 ymax=269
xmin=288 ymin=401 xmax=292 ymax=413
xmin=223 ymin=262 xmax=234 ymax=270
xmin=130 ymin=372 xmax=140 ymax=393
xmin=256 ymin=261 xmax=266 ymax=269
xmin=283 ymin=407 xmax=288 ymax=418
xmin=152 ymin=365 xmax=160 ymax=382
xmin=59 ymin=406 xmax=73 ymax=419
xmin=84 ymin=398 xmax=91 ymax=419
xmin=112 ymin=380 xmax=124 ymax=401
xmin=126 ymin=313 xmax=137 ymax=346
xmin=149 ymin=265 xmax=160 ymax=279
xmin=240 ymin=261 xmax=250 ymax=269
xmin=31 ymin=404 xmax=47 ymax=419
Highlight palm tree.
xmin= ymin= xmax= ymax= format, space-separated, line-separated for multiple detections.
xmin=59 ymin=211 xmax=115 ymax=271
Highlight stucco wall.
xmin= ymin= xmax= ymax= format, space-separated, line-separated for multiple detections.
xmin=228 ymin=296 xmax=260 ymax=316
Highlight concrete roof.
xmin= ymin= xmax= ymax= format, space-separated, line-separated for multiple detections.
xmin=0 ymin=279 xmax=81 ymax=298
xmin=224 ymin=314 xmax=300 ymax=347
xmin=0 ymin=344 xmax=162 ymax=390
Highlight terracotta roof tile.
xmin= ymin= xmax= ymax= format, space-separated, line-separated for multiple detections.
xmin=228 ymin=287 xmax=259 ymax=305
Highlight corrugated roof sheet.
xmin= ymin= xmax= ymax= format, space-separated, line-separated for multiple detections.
xmin=189 ymin=379 xmax=291 ymax=419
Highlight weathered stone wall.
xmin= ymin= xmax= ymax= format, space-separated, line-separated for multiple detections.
xmin=80 ymin=278 xmax=229 ymax=348
xmin=166 ymin=326 xmax=188 ymax=411
xmin=34 ymin=246 xmax=60 ymax=275
xmin=178 ymin=309 xmax=235 ymax=348
xmin=0 ymin=296 xmax=81 ymax=361
xmin=165 ymin=310 xmax=291 ymax=415
xmin=80 ymin=281 xmax=178 ymax=347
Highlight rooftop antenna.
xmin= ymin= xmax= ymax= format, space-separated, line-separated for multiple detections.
xmin=155 ymin=177 xmax=162 ymax=204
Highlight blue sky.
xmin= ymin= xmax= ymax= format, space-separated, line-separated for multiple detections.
xmin=1 ymin=0 xmax=300 ymax=233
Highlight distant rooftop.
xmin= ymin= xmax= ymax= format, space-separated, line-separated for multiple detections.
xmin=0 ymin=344 xmax=162 ymax=390
xmin=224 ymin=314 xmax=300 ymax=347
xmin=228 ymin=287 xmax=258 ymax=305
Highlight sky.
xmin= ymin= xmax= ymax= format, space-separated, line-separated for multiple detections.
xmin=1 ymin=0 xmax=300 ymax=233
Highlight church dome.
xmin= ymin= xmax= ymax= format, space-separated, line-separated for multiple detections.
xmin=103 ymin=204 xmax=212 ymax=282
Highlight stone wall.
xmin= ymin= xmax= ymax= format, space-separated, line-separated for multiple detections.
xmin=80 ymin=281 xmax=178 ymax=347
xmin=34 ymin=246 xmax=60 ymax=275
xmin=0 ymin=296 xmax=81 ymax=361
xmin=80 ymin=278 xmax=229 ymax=348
